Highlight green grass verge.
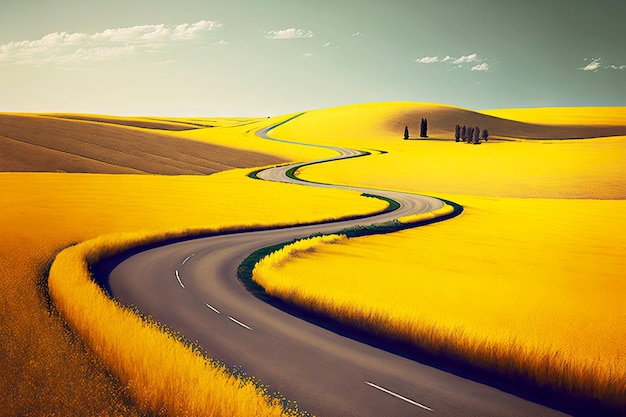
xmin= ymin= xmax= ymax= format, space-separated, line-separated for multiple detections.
xmin=237 ymin=197 xmax=462 ymax=296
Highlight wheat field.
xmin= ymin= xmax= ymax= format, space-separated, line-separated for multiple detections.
xmin=3 ymin=103 xmax=625 ymax=414
xmin=253 ymin=197 xmax=626 ymax=410
xmin=0 ymin=115 xmax=385 ymax=416
xmin=253 ymin=103 xmax=626 ymax=412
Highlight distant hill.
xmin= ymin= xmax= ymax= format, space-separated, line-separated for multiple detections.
xmin=39 ymin=114 xmax=206 ymax=131
xmin=386 ymin=103 xmax=626 ymax=139
xmin=299 ymin=102 xmax=626 ymax=140
xmin=481 ymin=107 xmax=626 ymax=126
xmin=0 ymin=114 xmax=285 ymax=174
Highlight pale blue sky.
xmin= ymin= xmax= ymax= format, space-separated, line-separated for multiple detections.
xmin=1 ymin=0 xmax=624 ymax=116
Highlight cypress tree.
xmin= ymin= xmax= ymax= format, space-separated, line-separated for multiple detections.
xmin=455 ymin=124 xmax=460 ymax=142
xmin=404 ymin=125 xmax=409 ymax=140
xmin=461 ymin=125 xmax=467 ymax=142
xmin=467 ymin=127 xmax=474 ymax=144
xmin=474 ymin=126 xmax=480 ymax=143
xmin=420 ymin=118 xmax=428 ymax=138
xmin=482 ymin=129 xmax=489 ymax=141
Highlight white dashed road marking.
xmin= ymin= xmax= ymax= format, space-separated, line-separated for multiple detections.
xmin=228 ymin=316 xmax=252 ymax=330
xmin=175 ymin=269 xmax=185 ymax=288
xmin=205 ymin=303 xmax=220 ymax=314
xmin=365 ymin=381 xmax=433 ymax=412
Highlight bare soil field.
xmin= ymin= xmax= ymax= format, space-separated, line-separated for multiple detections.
xmin=0 ymin=114 xmax=285 ymax=174
xmin=40 ymin=113 xmax=204 ymax=130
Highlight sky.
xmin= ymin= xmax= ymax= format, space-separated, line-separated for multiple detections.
xmin=1 ymin=0 xmax=625 ymax=116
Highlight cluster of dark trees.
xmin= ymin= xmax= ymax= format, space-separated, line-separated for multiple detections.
xmin=455 ymin=124 xmax=488 ymax=144
xmin=403 ymin=118 xmax=428 ymax=140
xmin=403 ymin=120 xmax=489 ymax=143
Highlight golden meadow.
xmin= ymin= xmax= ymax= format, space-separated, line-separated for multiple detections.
xmin=254 ymin=103 xmax=626 ymax=411
xmin=0 ymin=115 xmax=384 ymax=416
xmin=2 ymin=104 xmax=624 ymax=414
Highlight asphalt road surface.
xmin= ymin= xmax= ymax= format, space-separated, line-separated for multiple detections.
xmin=107 ymin=118 xmax=570 ymax=417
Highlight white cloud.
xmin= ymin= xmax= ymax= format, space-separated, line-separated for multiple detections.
xmin=580 ymin=58 xmax=602 ymax=71
xmin=266 ymin=28 xmax=313 ymax=39
xmin=304 ymin=52 xmax=313 ymax=57
xmin=580 ymin=58 xmax=626 ymax=71
xmin=172 ymin=20 xmax=221 ymax=39
xmin=471 ymin=63 xmax=489 ymax=72
xmin=0 ymin=20 xmax=221 ymax=66
xmin=352 ymin=32 xmax=364 ymax=37
xmin=415 ymin=52 xmax=490 ymax=72
xmin=453 ymin=53 xmax=478 ymax=64
xmin=92 ymin=21 xmax=220 ymax=43
xmin=71 ymin=46 xmax=136 ymax=60
xmin=415 ymin=56 xmax=439 ymax=64
xmin=323 ymin=41 xmax=333 ymax=47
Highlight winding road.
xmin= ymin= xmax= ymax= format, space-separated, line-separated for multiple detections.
xmin=107 ymin=118 xmax=570 ymax=417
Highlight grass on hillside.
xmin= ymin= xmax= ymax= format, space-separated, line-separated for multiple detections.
xmin=272 ymin=104 xmax=626 ymax=199
xmin=0 ymin=112 xmax=387 ymax=416
xmin=253 ymin=197 xmax=626 ymax=413
xmin=252 ymin=103 xmax=626 ymax=413
xmin=50 ymin=231 xmax=304 ymax=417
xmin=481 ymin=106 xmax=626 ymax=125
xmin=1 ymin=170 xmax=385 ymax=416
xmin=270 ymin=102 xmax=626 ymax=144
xmin=4 ymin=103 xmax=625 ymax=414
xmin=171 ymin=114 xmax=337 ymax=163
xmin=294 ymin=135 xmax=626 ymax=199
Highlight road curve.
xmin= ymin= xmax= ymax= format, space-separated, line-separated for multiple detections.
xmin=107 ymin=118 xmax=569 ymax=417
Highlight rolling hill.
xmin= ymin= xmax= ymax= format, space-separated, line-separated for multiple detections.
xmin=0 ymin=114 xmax=285 ymax=174
xmin=283 ymin=102 xmax=626 ymax=142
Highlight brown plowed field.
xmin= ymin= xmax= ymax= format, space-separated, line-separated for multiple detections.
xmin=0 ymin=114 xmax=285 ymax=174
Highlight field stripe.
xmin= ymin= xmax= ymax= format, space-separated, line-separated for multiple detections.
xmin=182 ymin=254 xmax=195 ymax=265
xmin=365 ymin=381 xmax=433 ymax=412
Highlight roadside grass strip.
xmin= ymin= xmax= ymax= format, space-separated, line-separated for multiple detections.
xmin=397 ymin=203 xmax=455 ymax=225
xmin=48 ymin=229 xmax=309 ymax=417
xmin=238 ymin=198 xmax=461 ymax=298
xmin=36 ymin=160 xmax=387 ymax=416
xmin=14 ymin=158 xmax=385 ymax=415
xmin=250 ymin=197 xmax=626 ymax=416
xmin=37 ymin=104 xmax=625 ymax=416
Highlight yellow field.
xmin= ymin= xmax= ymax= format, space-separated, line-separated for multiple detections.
xmin=4 ymin=103 xmax=625 ymax=414
xmin=252 ymin=103 xmax=626 ymax=410
xmin=291 ymin=136 xmax=625 ymax=199
xmin=50 ymin=231 xmax=298 ymax=417
xmin=0 ymin=115 xmax=385 ymax=416
xmin=270 ymin=104 xmax=626 ymax=199
xmin=171 ymin=113 xmax=336 ymax=162
xmin=254 ymin=197 xmax=626 ymax=407
xmin=481 ymin=106 xmax=626 ymax=125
